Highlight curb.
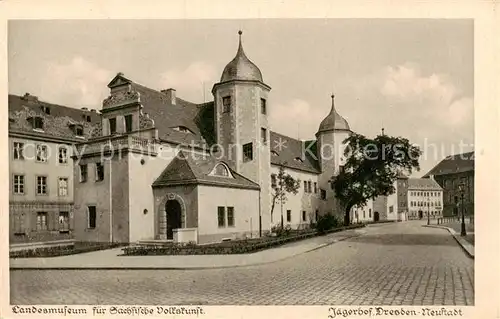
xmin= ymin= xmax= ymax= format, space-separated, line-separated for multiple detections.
xmin=423 ymin=225 xmax=474 ymax=259
xmin=10 ymin=232 xmax=365 ymax=271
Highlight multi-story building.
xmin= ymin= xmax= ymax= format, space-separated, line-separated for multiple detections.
xmin=423 ymin=152 xmax=474 ymax=217
xmin=407 ymin=178 xmax=443 ymax=220
xmin=8 ymin=93 xmax=99 ymax=244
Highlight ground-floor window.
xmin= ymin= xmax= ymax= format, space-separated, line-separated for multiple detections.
xmin=88 ymin=206 xmax=97 ymax=229
xmin=227 ymin=207 xmax=234 ymax=227
xmin=36 ymin=212 xmax=48 ymax=231
xmin=13 ymin=214 xmax=25 ymax=234
xmin=302 ymin=211 xmax=306 ymax=222
xmin=59 ymin=211 xmax=70 ymax=232
xmin=217 ymin=206 xmax=225 ymax=228
xmin=286 ymin=210 xmax=291 ymax=222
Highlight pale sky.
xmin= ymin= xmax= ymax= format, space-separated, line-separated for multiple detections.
xmin=8 ymin=19 xmax=474 ymax=177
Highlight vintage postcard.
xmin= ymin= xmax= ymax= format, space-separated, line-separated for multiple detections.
xmin=1 ymin=1 xmax=498 ymax=319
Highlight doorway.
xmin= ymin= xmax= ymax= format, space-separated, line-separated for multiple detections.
xmin=418 ymin=210 xmax=423 ymax=219
xmin=165 ymin=200 xmax=182 ymax=240
xmin=374 ymin=211 xmax=380 ymax=222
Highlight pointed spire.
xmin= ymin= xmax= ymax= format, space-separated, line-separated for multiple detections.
xmin=381 ymin=127 xmax=385 ymax=135
xmin=330 ymin=94 xmax=336 ymax=113
xmin=237 ymin=30 xmax=244 ymax=55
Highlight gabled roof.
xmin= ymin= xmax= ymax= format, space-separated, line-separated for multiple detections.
xmin=270 ymin=131 xmax=320 ymax=174
xmin=128 ymin=82 xmax=216 ymax=146
xmin=423 ymin=151 xmax=475 ymax=177
xmin=408 ymin=178 xmax=442 ymax=190
xmin=152 ymin=151 xmax=260 ymax=190
xmin=8 ymin=94 xmax=100 ymax=141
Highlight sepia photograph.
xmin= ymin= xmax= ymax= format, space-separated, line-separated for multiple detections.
xmin=5 ymin=16 xmax=480 ymax=309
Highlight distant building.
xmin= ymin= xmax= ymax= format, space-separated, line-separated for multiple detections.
xmin=423 ymin=152 xmax=474 ymax=217
xmin=407 ymin=178 xmax=443 ymax=220
xmin=8 ymin=93 xmax=99 ymax=244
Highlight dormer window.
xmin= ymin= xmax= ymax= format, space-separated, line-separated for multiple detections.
xmin=29 ymin=116 xmax=44 ymax=131
xmin=294 ymin=157 xmax=304 ymax=163
xmin=69 ymin=123 xmax=84 ymax=137
xmin=173 ymin=126 xmax=193 ymax=134
xmin=271 ymin=150 xmax=279 ymax=156
xmin=210 ymin=163 xmax=233 ymax=178
xmin=42 ymin=106 xmax=51 ymax=115
xmin=86 ymin=115 xmax=91 ymax=122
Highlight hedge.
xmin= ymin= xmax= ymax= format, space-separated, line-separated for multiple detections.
xmin=122 ymin=224 xmax=365 ymax=256
xmin=10 ymin=242 xmax=126 ymax=259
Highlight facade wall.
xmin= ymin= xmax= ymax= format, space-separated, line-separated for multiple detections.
xmin=350 ymin=200 xmax=374 ymax=223
xmin=197 ymin=185 xmax=259 ymax=244
xmin=127 ymin=150 xmax=176 ymax=242
xmin=434 ymin=171 xmax=474 ymax=217
xmin=407 ymin=188 xmax=443 ymax=220
xmin=153 ymin=185 xmax=198 ymax=240
xmin=270 ymin=165 xmax=322 ymax=229
xmin=9 ymin=136 xmax=76 ymax=243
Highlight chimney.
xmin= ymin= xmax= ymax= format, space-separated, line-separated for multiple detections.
xmin=81 ymin=107 xmax=88 ymax=111
xmin=22 ymin=93 xmax=39 ymax=103
xmin=161 ymin=88 xmax=176 ymax=105
xmin=90 ymin=109 xmax=96 ymax=113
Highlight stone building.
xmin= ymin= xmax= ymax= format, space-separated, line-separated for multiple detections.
xmin=406 ymin=177 xmax=443 ymax=220
xmin=8 ymin=93 xmax=100 ymax=245
xmin=423 ymin=152 xmax=474 ymax=217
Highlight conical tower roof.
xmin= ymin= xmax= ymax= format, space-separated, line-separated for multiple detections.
xmin=220 ymin=31 xmax=263 ymax=83
xmin=317 ymin=94 xmax=350 ymax=134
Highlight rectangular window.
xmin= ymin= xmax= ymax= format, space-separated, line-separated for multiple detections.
xmin=80 ymin=164 xmax=88 ymax=182
xmin=36 ymin=176 xmax=48 ymax=195
xmin=88 ymin=206 xmax=97 ymax=229
xmin=271 ymin=174 xmax=277 ymax=188
xmin=59 ymin=147 xmax=68 ymax=164
xmin=58 ymin=177 xmax=69 ymax=196
xmin=217 ymin=206 xmax=225 ymax=227
xmin=13 ymin=142 xmax=24 ymax=160
xmin=222 ymin=96 xmax=231 ymax=113
xmin=34 ymin=117 xmax=44 ymax=130
xmin=363 ymin=211 xmax=366 ymax=218
xmin=125 ymin=114 xmax=133 ymax=132
xmin=261 ymin=127 xmax=267 ymax=144
xmin=227 ymin=207 xmax=235 ymax=227
xmin=109 ymin=118 xmax=117 ymax=134
xmin=260 ymin=98 xmax=267 ymax=114
xmin=243 ymin=143 xmax=253 ymax=162
xmin=36 ymin=144 xmax=48 ymax=162
xmin=389 ymin=205 xmax=394 ymax=213
xmin=304 ymin=181 xmax=307 ymax=192
xmin=95 ymin=162 xmax=104 ymax=181
xmin=13 ymin=175 xmax=24 ymax=195
xmin=314 ymin=182 xmax=317 ymax=194
xmin=286 ymin=210 xmax=291 ymax=222
xmin=75 ymin=126 xmax=84 ymax=136
xmin=36 ymin=212 xmax=48 ymax=231
xmin=321 ymin=189 xmax=326 ymax=200
xmin=302 ymin=211 xmax=306 ymax=222
xmin=308 ymin=181 xmax=312 ymax=193
xmin=59 ymin=211 xmax=70 ymax=232
xmin=339 ymin=165 xmax=345 ymax=174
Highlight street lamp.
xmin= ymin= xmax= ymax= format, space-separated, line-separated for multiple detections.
xmin=458 ymin=182 xmax=467 ymax=236
xmin=427 ymin=193 xmax=430 ymax=225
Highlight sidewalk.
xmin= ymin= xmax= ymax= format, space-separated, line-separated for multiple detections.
xmin=424 ymin=224 xmax=474 ymax=259
xmin=10 ymin=228 xmax=365 ymax=270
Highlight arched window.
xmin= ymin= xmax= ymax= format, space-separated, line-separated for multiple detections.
xmin=214 ymin=164 xmax=229 ymax=177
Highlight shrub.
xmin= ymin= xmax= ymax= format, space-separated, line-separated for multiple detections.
xmin=315 ymin=214 xmax=340 ymax=234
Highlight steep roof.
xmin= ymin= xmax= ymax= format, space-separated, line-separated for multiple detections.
xmin=408 ymin=178 xmax=442 ymax=190
xmin=8 ymin=94 xmax=100 ymax=141
xmin=220 ymin=31 xmax=263 ymax=83
xmin=270 ymin=131 xmax=320 ymax=174
xmin=423 ymin=152 xmax=475 ymax=177
xmin=128 ymin=83 xmax=216 ymax=146
xmin=317 ymin=95 xmax=350 ymax=134
xmin=152 ymin=151 xmax=260 ymax=190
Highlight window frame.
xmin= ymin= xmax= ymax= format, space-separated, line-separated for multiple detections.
xmin=35 ymin=175 xmax=48 ymax=195
xmin=222 ymin=96 xmax=231 ymax=113
xmin=260 ymin=98 xmax=267 ymax=115
xmin=286 ymin=209 xmax=292 ymax=223
xmin=35 ymin=144 xmax=48 ymax=163
xmin=95 ymin=162 xmax=105 ymax=182
xmin=87 ymin=206 xmax=97 ymax=229
xmin=125 ymin=114 xmax=133 ymax=133
xmin=36 ymin=212 xmax=48 ymax=231
xmin=242 ymin=143 xmax=253 ymax=162
xmin=261 ymin=127 xmax=267 ymax=145
xmin=13 ymin=174 xmax=25 ymax=195
xmin=302 ymin=211 xmax=306 ymax=222
xmin=13 ymin=142 xmax=25 ymax=160
xmin=109 ymin=117 xmax=117 ymax=135
xmin=79 ymin=164 xmax=88 ymax=183
xmin=227 ymin=207 xmax=235 ymax=227
xmin=58 ymin=146 xmax=68 ymax=164
xmin=58 ymin=177 xmax=69 ymax=197
xmin=217 ymin=206 xmax=226 ymax=228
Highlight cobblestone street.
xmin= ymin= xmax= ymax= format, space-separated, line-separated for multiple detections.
xmin=10 ymin=221 xmax=474 ymax=305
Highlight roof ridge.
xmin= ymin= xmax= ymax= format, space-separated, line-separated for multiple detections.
xmin=9 ymin=94 xmax=100 ymax=114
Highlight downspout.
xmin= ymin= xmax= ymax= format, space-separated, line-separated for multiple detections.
xmin=109 ymin=157 xmax=113 ymax=243
xmin=258 ymin=188 xmax=262 ymax=237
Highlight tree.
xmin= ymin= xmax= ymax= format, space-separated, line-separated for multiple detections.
xmin=332 ymin=132 xmax=422 ymax=226
xmin=270 ymin=163 xmax=301 ymax=228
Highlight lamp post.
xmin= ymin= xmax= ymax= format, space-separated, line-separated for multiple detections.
xmin=427 ymin=193 xmax=430 ymax=225
xmin=458 ymin=182 xmax=467 ymax=236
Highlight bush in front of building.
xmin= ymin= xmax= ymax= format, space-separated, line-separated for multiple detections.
xmin=315 ymin=214 xmax=341 ymax=234
xmin=122 ymin=223 xmax=365 ymax=256
xmin=9 ymin=242 xmax=125 ymax=258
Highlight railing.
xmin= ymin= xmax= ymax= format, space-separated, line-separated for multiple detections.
xmin=76 ymin=135 xmax=157 ymax=156
xmin=437 ymin=215 xmax=474 ymax=225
